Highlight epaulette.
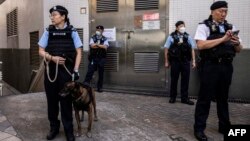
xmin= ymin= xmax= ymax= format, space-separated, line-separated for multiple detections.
xmin=46 ymin=25 xmax=55 ymax=31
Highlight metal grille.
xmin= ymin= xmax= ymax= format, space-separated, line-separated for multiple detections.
xmin=7 ymin=8 xmax=18 ymax=36
xmin=76 ymin=28 xmax=84 ymax=69
xmin=104 ymin=52 xmax=119 ymax=72
xmin=30 ymin=31 xmax=39 ymax=70
xmin=135 ymin=0 xmax=159 ymax=11
xmin=134 ymin=52 xmax=159 ymax=73
xmin=96 ymin=0 xmax=118 ymax=13
xmin=76 ymin=28 xmax=83 ymax=43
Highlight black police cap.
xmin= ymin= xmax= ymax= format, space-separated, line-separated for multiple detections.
xmin=175 ymin=21 xmax=185 ymax=27
xmin=210 ymin=1 xmax=228 ymax=10
xmin=49 ymin=5 xmax=68 ymax=15
xmin=96 ymin=25 xmax=104 ymax=30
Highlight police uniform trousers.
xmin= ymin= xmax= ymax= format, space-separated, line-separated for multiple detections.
xmin=84 ymin=57 xmax=106 ymax=89
xmin=194 ymin=60 xmax=233 ymax=132
xmin=170 ymin=60 xmax=190 ymax=101
xmin=44 ymin=62 xmax=74 ymax=136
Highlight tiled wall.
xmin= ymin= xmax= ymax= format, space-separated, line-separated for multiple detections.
xmin=169 ymin=0 xmax=250 ymax=48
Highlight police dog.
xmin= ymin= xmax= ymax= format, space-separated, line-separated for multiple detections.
xmin=59 ymin=81 xmax=98 ymax=138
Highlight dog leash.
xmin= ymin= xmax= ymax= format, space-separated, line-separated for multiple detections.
xmin=44 ymin=52 xmax=73 ymax=83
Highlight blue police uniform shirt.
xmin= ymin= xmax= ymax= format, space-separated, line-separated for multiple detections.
xmin=89 ymin=35 xmax=109 ymax=47
xmin=164 ymin=33 xmax=196 ymax=49
xmin=38 ymin=24 xmax=83 ymax=48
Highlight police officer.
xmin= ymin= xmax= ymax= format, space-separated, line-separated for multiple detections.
xmin=164 ymin=21 xmax=196 ymax=105
xmin=193 ymin=1 xmax=243 ymax=141
xmin=84 ymin=25 xmax=109 ymax=92
xmin=38 ymin=5 xmax=83 ymax=141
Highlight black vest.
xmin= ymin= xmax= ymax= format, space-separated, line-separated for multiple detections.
xmin=89 ymin=35 xmax=107 ymax=59
xmin=199 ymin=19 xmax=235 ymax=60
xmin=168 ymin=31 xmax=192 ymax=61
xmin=46 ymin=25 xmax=76 ymax=66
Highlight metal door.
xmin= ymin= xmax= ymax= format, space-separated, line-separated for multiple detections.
xmin=89 ymin=0 xmax=169 ymax=95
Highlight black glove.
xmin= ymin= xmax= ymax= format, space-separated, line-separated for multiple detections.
xmin=72 ymin=70 xmax=80 ymax=81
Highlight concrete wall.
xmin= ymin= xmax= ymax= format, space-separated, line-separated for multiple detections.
xmin=0 ymin=0 xmax=43 ymax=49
xmin=169 ymin=0 xmax=250 ymax=49
xmin=43 ymin=0 xmax=89 ymax=51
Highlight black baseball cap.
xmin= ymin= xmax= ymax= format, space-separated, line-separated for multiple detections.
xmin=96 ymin=25 xmax=104 ymax=30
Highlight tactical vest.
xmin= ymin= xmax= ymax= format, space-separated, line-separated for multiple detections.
xmin=199 ymin=19 xmax=235 ymax=60
xmin=89 ymin=35 xmax=107 ymax=59
xmin=46 ymin=25 xmax=76 ymax=66
xmin=168 ymin=31 xmax=192 ymax=61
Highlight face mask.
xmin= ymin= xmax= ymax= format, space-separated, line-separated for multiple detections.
xmin=179 ymin=27 xmax=186 ymax=34
xmin=96 ymin=31 xmax=101 ymax=36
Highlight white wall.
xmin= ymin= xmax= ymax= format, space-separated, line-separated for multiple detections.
xmin=169 ymin=0 xmax=250 ymax=48
xmin=0 ymin=0 xmax=43 ymax=49
xmin=43 ymin=0 xmax=89 ymax=51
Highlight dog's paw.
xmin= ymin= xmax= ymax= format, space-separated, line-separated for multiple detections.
xmin=86 ymin=132 xmax=92 ymax=138
xmin=94 ymin=116 xmax=98 ymax=121
xmin=75 ymin=132 xmax=81 ymax=137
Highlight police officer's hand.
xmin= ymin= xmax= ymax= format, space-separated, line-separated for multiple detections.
xmin=222 ymin=30 xmax=233 ymax=42
xmin=192 ymin=60 xmax=196 ymax=69
xmin=165 ymin=62 xmax=170 ymax=69
xmin=230 ymin=35 xmax=240 ymax=46
xmin=52 ymin=56 xmax=66 ymax=65
xmin=72 ymin=70 xmax=80 ymax=81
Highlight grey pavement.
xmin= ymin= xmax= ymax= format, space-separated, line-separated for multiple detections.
xmin=0 ymin=85 xmax=249 ymax=141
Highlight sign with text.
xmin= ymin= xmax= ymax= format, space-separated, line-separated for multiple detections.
xmin=103 ymin=27 xmax=116 ymax=41
xmin=143 ymin=13 xmax=159 ymax=21
xmin=142 ymin=20 xmax=160 ymax=30
xmin=224 ymin=125 xmax=249 ymax=141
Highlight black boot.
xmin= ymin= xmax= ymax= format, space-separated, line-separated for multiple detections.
xmin=46 ymin=128 xmax=59 ymax=140
xmin=66 ymin=133 xmax=75 ymax=141
xmin=47 ymin=121 xmax=60 ymax=140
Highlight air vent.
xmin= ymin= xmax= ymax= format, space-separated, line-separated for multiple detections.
xmin=76 ymin=28 xmax=84 ymax=69
xmin=7 ymin=8 xmax=18 ymax=37
xmin=76 ymin=28 xmax=83 ymax=43
xmin=135 ymin=0 xmax=159 ymax=11
xmin=96 ymin=0 xmax=118 ymax=13
xmin=104 ymin=52 xmax=119 ymax=72
xmin=30 ymin=31 xmax=39 ymax=70
xmin=134 ymin=52 xmax=159 ymax=73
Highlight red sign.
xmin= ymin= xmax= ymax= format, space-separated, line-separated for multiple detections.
xmin=143 ymin=13 xmax=159 ymax=21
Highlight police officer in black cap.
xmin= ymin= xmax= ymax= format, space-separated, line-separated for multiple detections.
xmin=84 ymin=25 xmax=109 ymax=92
xmin=38 ymin=5 xmax=83 ymax=141
xmin=193 ymin=1 xmax=243 ymax=140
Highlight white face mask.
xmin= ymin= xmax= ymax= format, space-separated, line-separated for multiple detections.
xmin=96 ymin=31 xmax=101 ymax=36
xmin=179 ymin=27 xmax=186 ymax=34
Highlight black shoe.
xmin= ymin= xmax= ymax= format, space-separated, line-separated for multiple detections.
xmin=169 ymin=98 xmax=176 ymax=103
xmin=181 ymin=99 xmax=194 ymax=105
xmin=66 ymin=134 xmax=75 ymax=141
xmin=97 ymin=88 xmax=103 ymax=93
xmin=46 ymin=129 xmax=59 ymax=140
xmin=194 ymin=132 xmax=208 ymax=141
xmin=218 ymin=125 xmax=230 ymax=135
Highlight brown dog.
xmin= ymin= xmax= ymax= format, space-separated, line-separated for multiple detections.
xmin=59 ymin=81 xmax=98 ymax=138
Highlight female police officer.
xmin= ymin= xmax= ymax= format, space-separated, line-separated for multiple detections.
xmin=38 ymin=5 xmax=82 ymax=141
xmin=193 ymin=1 xmax=243 ymax=141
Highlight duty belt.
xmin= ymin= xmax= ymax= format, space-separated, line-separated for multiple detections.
xmin=206 ymin=57 xmax=233 ymax=64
